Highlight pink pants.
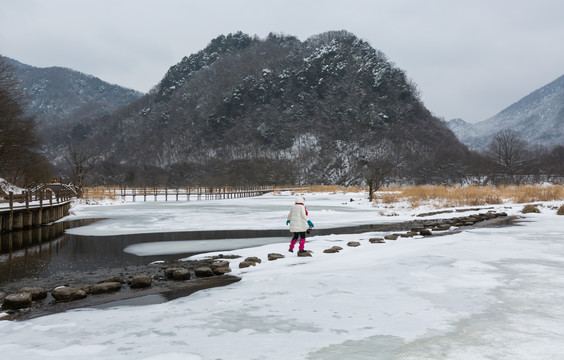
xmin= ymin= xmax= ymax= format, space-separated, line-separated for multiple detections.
xmin=290 ymin=237 xmax=306 ymax=251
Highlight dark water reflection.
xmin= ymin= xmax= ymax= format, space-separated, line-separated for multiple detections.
xmin=0 ymin=220 xmax=416 ymax=286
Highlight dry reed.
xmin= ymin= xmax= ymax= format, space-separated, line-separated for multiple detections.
xmin=82 ymin=186 xmax=118 ymax=200
xmin=376 ymin=184 xmax=564 ymax=208
xmin=293 ymin=185 xmax=365 ymax=194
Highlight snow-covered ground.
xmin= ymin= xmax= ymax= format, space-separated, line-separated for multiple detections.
xmin=1 ymin=192 xmax=563 ymax=359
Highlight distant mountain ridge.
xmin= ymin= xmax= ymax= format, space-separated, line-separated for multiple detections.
xmin=5 ymin=57 xmax=142 ymax=149
xmin=447 ymin=74 xmax=564 ymax=149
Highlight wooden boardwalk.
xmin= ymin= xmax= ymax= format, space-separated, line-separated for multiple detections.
xmin=84 ymin=186 xmax=276 ymax=202
xmin=0 ymin=184 xmax=75 ymax=232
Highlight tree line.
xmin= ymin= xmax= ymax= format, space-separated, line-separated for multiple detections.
xmin=363 ymin=128 xmax=564 ymax=199
xmin=0 ymin=56 xmax=52 ymax=187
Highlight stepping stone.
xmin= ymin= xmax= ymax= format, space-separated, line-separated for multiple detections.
xmin=2 ymin=293 xmax=32 ymax=310
xmin=268 ymin=253 xmax=285 ymax=261
xmin=195 ymin=267 xmax=214 ymax=277
xmin=239 ymin=261 xmax=255 ymax=269
xmin=347 ymin=241 xmax=361 ymax=247
xmin=522 ymin=204 xmax=540 ymax=214
xmin=245 ymin=256 xmax=262 ymax=264
xmin=19 ymin=287 xmax=47 ymax=300
xmin=172 ymin=269 xmax=191 ymax=280
xmin=297 ymin=250 xmax=312 ymax=257
xmin=384 ymin=234 xmax=399 ymax=240
xmin=323 ymin=246 xmax=342 ymax=253
xmin=210 ymin=260 xmax=230 ymax=270
xmin=130 ymin=274 xmax=152 ymax=289
xmin=90 ymin=282 xmax=122 ymax=294
xmin=369 ymin=238 xmax=385 ymax=243
xmin=210 ymin=260 xmax=232 ymax=275
xmin=52 ymin=287 xmax=88 ymax=301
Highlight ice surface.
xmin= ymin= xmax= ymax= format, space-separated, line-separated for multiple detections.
xmin=63 ymin=192 xmax=399 ymax=236
xmin=124 ymin=237 xmax=289 ymax=256
xmin=1 ymin=193 xmax=563 ymax=359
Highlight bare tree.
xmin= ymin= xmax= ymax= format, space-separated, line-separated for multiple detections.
xmin=362 ymin=158 xmax=394 ymax=201
xmin=486 ymin=129 xmax=530 ymax=184
xmin=359 ymin=140 xmax=400 ymax=201
xmin=64 ymin=144 xmax=101 ymax=196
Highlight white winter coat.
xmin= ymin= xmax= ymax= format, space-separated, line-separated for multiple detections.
xmin=287 ymin=196 xmax=310 ymax=232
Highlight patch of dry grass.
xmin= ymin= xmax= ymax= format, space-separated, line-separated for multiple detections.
xmin=512 ymin=185 xmax=564 ymax=203
xmin=287 ymin=185 xmax=365 ymax=194
xmin=82 ymin=187 xmax=118 ymax=200
xmin=376 ymin=185 xmax=564 ymax=209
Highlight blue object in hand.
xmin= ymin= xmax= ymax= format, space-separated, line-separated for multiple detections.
xmin=286 ymin=220 xmax=290 ymax=225
xmin=307 ymin=220 xmax=314 ymax=227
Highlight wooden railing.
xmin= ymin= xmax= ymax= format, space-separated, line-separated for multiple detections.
xmin=0 ymin=189 xmax=74 ymax=232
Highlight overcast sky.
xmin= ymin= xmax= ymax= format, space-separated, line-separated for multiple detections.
xmin=1 ymin=0 xmax=563 ymax=123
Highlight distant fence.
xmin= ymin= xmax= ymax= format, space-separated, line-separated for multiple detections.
xmin=83 ymin=186 xmax=276 ymax=202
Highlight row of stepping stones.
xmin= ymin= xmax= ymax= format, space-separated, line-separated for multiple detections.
xmin=2 ymin=261 xmax=233 ymax=311
xmin=235 ymin=211 xmax=512 ymax=263
xmin=237 ymin=251 xmax=313 ymax=269
xmin=382 ymin=210 xmax=510 ymax=240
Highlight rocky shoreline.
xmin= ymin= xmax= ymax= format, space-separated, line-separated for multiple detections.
xmin=0 ymin=255 xmax=241 ymax=321
xmin=1 ymin=209 xmax=517 ymax=321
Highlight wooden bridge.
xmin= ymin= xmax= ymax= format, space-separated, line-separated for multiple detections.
xmin=0 ymin=182 xmax=76 ymax=232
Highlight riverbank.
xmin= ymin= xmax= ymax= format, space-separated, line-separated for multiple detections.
xmin=1 ymin=256 xmax=240 ymax=321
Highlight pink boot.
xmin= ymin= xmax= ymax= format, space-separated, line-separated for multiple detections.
xmin=299 ymin=238 xmax=306 ymax=251
xmin=289 ymin=239 xmax=297 ymax=252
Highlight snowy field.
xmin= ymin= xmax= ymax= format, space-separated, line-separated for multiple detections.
xmin=1 ymin=192 xmax=564 ymax=359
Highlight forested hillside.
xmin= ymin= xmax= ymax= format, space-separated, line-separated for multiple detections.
xmin=74 ymin=31 xmax=470 ymax=186
xmin=6 ymin=57 xmax=142 ymax=162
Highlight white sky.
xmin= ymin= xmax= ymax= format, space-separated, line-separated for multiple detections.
xmin=1 ymin=0 xmax=563 ymax=123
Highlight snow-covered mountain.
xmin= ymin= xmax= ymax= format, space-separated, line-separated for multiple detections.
xmin=5 ymin=57 xmax=142 ymax=133
xmin=80 ymin=31 xmax=469 ymax=185
xmin=447 ymin=74 xmax=564 ymax=149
